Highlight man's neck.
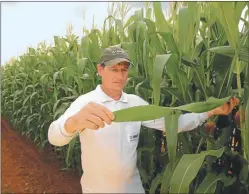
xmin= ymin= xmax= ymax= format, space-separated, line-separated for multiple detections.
xmin=100 ymin=85 xmax=122 ymax=101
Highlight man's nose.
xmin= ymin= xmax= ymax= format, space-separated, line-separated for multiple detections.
xmin=116 ymin=71 xmax=125 ymax=78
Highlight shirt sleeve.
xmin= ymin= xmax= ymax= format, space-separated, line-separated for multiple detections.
xmin=137 ymin=96 xmax=209 ymax=133
xmin=48 ymin=96 xmax=87 ymax=147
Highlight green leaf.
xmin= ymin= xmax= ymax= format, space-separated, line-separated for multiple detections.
xmin=54 ymin=36 xmax=60 ymax=47
xmin=161 ymin=55 xmax=191 ymax=103
xmin=206 ymin=126 xmax=231 ymax=150
xmin=29 ymin=92 xmax=38 ymax=102
xmin=209 ymin=46 xmax=249 ymax=62
xmin=169 ymin=147 xmax=225 ymax=194
xmin=113 ymin=96 xmax=230 ymax=122
xmin=149 ymin=173 xmax=162 ymax=194
xmin=113 ymin=105 xmax=171 ymax=122
xmin=77 ymin=58 xmax=88 ymax=73
xmin=161 ymin=87 xmax=185 ymax=104
xmin=88 ymin=31 xmax=101 ymax=62
xmin=53 ymin=71 xmax=60 ymax=84
xmin=81 ymin=36 xmax=90 ymax=58
xmin=164 ymin=110 xmax=182 ymax=170
xmin=134 ymin=80 xmax=152 ymax=102
xmin=196 ymin=172 xmax=236 ymax=194
xmin=245 ymin=98 xmax=249 ymax=160
xmin=175 ymin=96 xmax=230 ymax=113
xmin=178 ymin=7 xmax=189 ymax=55
xmin=239 ymin=154 xmax=249 ymax=185
xmin=160 ymin=164 xmax=173 ymax=194
xmin=158 ymin=32 xmax=178 ymax=53
xmin=182 ymin=57 xmax=207 ymax=99
xmin=152 ymin=54 xmax=175 ymax=105
xmin=244 ymin=65 xmax=249 ymax=107
xmin=143 ymin=18 xmax=156 ymax=34
xmin=235 ymin=2 xmax=246 ymax=24
xmin=123 ymin=14 xmax=141 ymax=29
xmin=66 ymin=137 xmax=78 ymax=167
xmin=225 ymin=151 xmax=249 ymax=184
xmin=211 ymin=53 xmax=233 ymax=98
xmin=39 ymin=74 xmax=50 ymax=85
xmin=153 ymin=2 xmax=172 ymax=33
xmin=210 ymin=2 xmax=239 ymax=49
xmin=178 ymin=3 xmax=200 ymax=57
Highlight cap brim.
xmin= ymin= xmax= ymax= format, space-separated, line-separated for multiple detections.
xmin=104 ymin=58 xmax=134 ymax=68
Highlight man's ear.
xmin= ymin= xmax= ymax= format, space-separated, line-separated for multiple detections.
xmin=97 ymin=64 xmax=104 ymax=76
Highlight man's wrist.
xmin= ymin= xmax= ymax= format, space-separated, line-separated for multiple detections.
xmin=64 ymin=116 xmax=78 ymax=134
xmin=207 ymin=109 xmax=215 ymax=118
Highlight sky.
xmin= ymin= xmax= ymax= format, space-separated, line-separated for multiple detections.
xmin=1 ymin=2 xmax=171 ymax=65
xmin=1 ymin=2 xmax=110 ymax=64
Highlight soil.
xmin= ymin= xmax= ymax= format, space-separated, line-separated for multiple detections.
xmin=1 ymin=118 xmax=82 ymax=194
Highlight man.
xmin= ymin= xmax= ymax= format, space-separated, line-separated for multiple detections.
xmin=48 ymin=46 xmax=239 ymax=193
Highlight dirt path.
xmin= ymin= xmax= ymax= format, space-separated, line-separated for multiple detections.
xmin=1 ymin=118 xmax=82 ymax=194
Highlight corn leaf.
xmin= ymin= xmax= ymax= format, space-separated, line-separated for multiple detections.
xmin=114 ymin=96 xmax=230 ymax=122
xmin=235 ymin=2 xmax=246 ymax=24
xmin=181 ymin=57 xmax=207 ymax=99
xmin=66 ymin=138 xmax=77 ymax=167
xmin=210 ymin=2 xmax=239 ymax=49
xmin=178 ymin=7 xmax=189 ymax=55
xmin=164 ymin=110 xmax=181 ymax=170
xmin=158 ymin=32 xmax=179 ymax=53
xmin=161 ymin=87 xmax=185 ymax=104
xmin=149 ymin=173 xmax=163 ymax=194
xmin=153 ymin=2 xmax=172 ymax=33
xmin=170 ymin=147 xmax=225 ymax=194
xmin=196 ymin=172 xmax=236 ymax=194
xmin=153 ymin=54 xmax=173 ymax=105
xmin=211 ymin=53 xmax=233 ymax=98
xmin=209 ymin=46 xmax=249 ymax=63
xmin=245 ymin=98 xmax=249 ymax=160
xmin=160 ymin=164 xmax=172 ymax=194
xmin=113 ymin=105 xmax=171 ymax=122
xmin=171 ymin=69 xmax=192 ymax=103
xmin=175 ymin=96 xmax=230 ymax=113
xmin=77 ymin=58 xmax=88 ymax=73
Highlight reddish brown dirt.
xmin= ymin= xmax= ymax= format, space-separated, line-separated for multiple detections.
xmin=1 ymin=118 xmax=82 ymax=194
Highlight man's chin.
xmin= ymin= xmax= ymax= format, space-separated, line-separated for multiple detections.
xmin=112 ymin=83 xmax=125 ymax=90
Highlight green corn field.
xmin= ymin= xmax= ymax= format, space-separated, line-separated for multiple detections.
xmin=1 ymin=2 xmax=249 ymax=194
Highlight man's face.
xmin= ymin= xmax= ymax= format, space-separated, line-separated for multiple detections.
xmin=97 ymin=62 xmax=129 ymax=91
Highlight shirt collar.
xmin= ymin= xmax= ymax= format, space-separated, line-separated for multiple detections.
xmin=95 ymin=85 xmax=128 ymax=103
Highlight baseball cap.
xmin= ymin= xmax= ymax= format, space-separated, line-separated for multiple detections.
xmin=99 ymin=46 xmax=134 ymax=67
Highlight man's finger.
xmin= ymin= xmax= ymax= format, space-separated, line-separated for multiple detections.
xmin=233 ymin=97 xmax=240 ymax=106
xmin=90 ymin=108 xmax=112 ymax=125
xmin=84 ymin=120 xmax=99 ymax=130
xmin=229 ymin=98 xmax=235 ymax=109
xmin=87 ymin=114 xmax=105 ymax=128
xmin=95 ymin=104 xmax=115 ymax=120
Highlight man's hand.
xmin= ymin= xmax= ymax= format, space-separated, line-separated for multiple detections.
xmin=64 ymin=102 xmax=115 ymax=133
xmin=207 ymin=97 xmax=240 ymax=118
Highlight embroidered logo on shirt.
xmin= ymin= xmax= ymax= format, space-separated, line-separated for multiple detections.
xmin=128 ymin=133 xmax=139 ymax=142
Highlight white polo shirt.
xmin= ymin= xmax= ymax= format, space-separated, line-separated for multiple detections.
xmin=48 ymin=85 xmax=208 ymax=193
